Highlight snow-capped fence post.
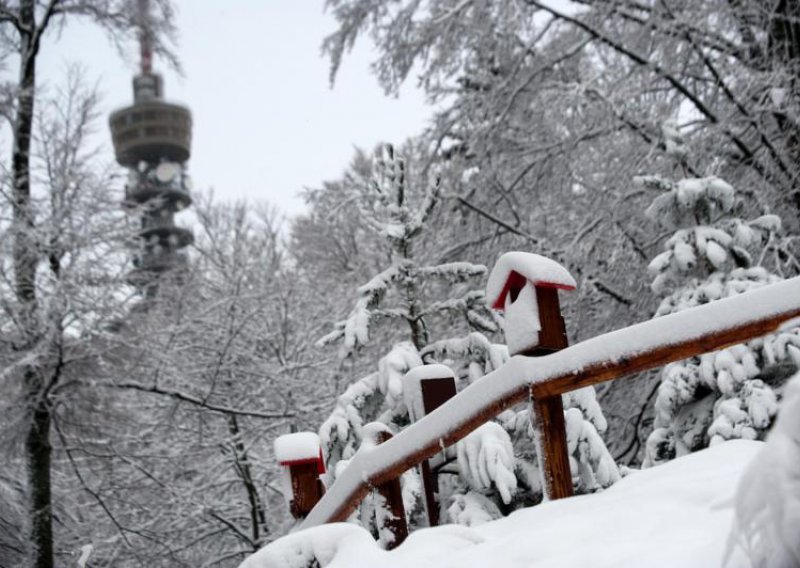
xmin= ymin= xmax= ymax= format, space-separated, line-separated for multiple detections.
xmin=403 ymin=364 xmax=458 ymax=526
xmin=274 ymin=432 xmax=326 ymax=519
xmin=362 ymin=423 xmax=408 ymax=549
xmin=486 ymin=252 xmax=577 ymax=500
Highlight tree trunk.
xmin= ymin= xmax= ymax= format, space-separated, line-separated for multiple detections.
xmin=227 ymin=414 xmax=268 ymax=549
xmin=25 ymin=399 xmax=53 ymax=568
xmin=12 ymin=2 xmax=38 ymax=321
xmin=13 ymin=2 xmax=54 ymax=566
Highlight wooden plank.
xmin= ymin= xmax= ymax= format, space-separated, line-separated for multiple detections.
xmin=532 ymin=394 xmax=573 ymax=500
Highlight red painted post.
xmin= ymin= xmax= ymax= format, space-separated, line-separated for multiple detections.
xmin=274 ymin=432 xmax=326 ymax=519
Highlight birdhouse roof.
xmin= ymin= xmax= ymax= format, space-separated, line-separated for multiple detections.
xmin=486 ymin=252 xmax=576 ymax=310
xmin=274 ymin=432 xmax=322 ymax=466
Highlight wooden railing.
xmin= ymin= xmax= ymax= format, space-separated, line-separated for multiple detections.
xmin=297 ymin=277 xmax=800 ymax=533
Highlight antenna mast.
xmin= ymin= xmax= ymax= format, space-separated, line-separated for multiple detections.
xmin=138 ymin=0 xmax=153 ymax=74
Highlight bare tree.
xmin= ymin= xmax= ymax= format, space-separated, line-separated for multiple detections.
xmin=0 ymin=2 xmax=179 ymax=565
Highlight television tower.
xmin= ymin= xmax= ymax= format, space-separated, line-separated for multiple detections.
xmin=109 ymin=0 xmax=193 ymax=297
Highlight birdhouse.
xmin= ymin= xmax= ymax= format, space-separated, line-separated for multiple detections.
xmin=486 ymin=252 xmax=576 ymax=356
xmin=274 ymin=432 xmax=326 ymax=518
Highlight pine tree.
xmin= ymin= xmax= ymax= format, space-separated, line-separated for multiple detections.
xmin=316 ymin=142 xmax=493 ymax=478
xmin=317 ymin=144 xmax=619 ymax=530
xmin=641 ymin=172 xmax=800 ymax=467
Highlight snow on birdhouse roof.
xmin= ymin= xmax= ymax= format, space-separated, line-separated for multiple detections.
xmin=274 ymin=432 xmax=322 ymax=465
xmin=486 ymin=252 xmax=576 ymax=310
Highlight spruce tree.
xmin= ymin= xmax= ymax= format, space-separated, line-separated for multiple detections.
xmin=641 ymin=173 xmax=800 ymax=466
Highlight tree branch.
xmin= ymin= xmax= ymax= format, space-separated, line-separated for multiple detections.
xmin=453 ymin=195 xmax=539 ymax=243
xmin=525 ymin=0 xmax=763 ymax=174
xmin=101 ymin=381 xmax=295 ymax=420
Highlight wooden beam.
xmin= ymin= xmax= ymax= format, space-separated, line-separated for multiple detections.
xmin=531 ymin=313 xmax=799 ymax=399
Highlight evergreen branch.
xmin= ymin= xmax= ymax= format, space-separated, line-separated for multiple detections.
xmin=417 ymin=262 xmax=487 ymax=280
xmin=407 ymin=176 xmax=441 ymax=238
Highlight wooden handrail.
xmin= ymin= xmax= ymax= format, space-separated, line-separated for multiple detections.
xmin=300 ymin=276 xmax=800 ymax=531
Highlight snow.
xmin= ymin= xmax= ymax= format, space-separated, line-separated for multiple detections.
xmin=485 ymin=252 xmax=576 ymax=309
xmin=274 ymin=432 xmax=322 ymax=464
xmin=503 ymin=280 xmax=540 ymax=355
xmin=240 ymin=441 xmax=762 ymax=568
xmin=446 ymin=492 xmax=502 ymax=527
xmin=297 ymin=276 xmax=800 ymax=530
xmin=725 ymin=372 xmax=800 ymax=567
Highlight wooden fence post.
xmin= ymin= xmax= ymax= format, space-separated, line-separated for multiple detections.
xmin=532 ymin=393 xmax=573 ymax=500
xmin=274 ymin=432 xmax=326 ymax=519
xmin=363 ymin=423 xmax=408 ymax=549
xmin=484 ymin=252 xmax=577 ymax=500
xmin=403 ymin=365 xmax=458 ymax=527
xmin=528 ymin=282 xmax=573 ymax=500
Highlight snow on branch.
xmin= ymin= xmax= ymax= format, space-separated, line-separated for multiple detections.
xmin=416 ymin=262 xmax=487 ymax=281
xmin=406 ymin=174 xmax=441 ymax=239
xmin=456 ymin=422 xmax=517 ymax=504
xmin=316 ymin=265 xmax=401 ymax=352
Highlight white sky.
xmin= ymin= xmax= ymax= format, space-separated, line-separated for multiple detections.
xmin=36 ymin=1 xmax=432 ymax=217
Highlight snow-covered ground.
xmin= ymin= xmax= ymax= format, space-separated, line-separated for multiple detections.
xmin=241 ymin=440 xmax=762 ymax=568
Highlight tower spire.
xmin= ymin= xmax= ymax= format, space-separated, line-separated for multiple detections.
xmin=109 ymin=6 xmax=194 ymax=300
xmin=137 ymin=0 xmax=153 ymax=74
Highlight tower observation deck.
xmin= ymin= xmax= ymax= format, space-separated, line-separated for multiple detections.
xmin=109 ymin=0 xmax=193 ymax=295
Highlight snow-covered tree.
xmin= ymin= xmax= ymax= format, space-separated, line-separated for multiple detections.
xmin=322 ymin=0 xmax=800 ymax=465
xmin=315 ymin=143 xmax=510 ymax=525
xmin=317 ymin=142 xmax=493 ymax=448
xmin=641 ymin=172 xmax=800 ymax=467
xmin=0 ymin=2 xmax=178 ymax=564
xmin=725 ymin=370 xmax=800 ymax=567
xmin=317 ymin=144 xmax=619 ymax=532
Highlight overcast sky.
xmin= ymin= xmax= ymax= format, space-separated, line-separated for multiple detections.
xmin=36 ymin=1 xmax=432 ymax=217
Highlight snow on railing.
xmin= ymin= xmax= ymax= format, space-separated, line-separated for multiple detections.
xmin=297 ymin=276 xmax=800 ymax=534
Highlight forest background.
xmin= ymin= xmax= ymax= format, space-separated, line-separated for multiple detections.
xmin=1 ymin=0 xmax=799 ymax=566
